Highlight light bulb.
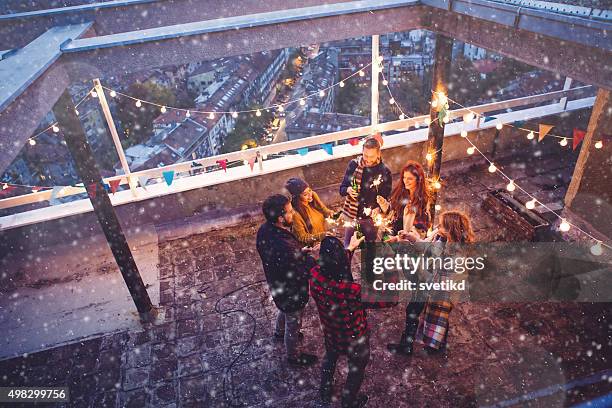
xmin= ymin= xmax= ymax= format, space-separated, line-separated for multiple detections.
xmin=488 ymin=163 xmax=497 ymax=173
xmin=436 ymin=92 xmax=447 ymax=106
xmin=435 ymin=204 xmax=441 ymax=211
xmin=232 ymin=112 xmax=238 ymax=118
xmin=594 ymin=140 xmax=603 ymax=149
xmin=433 ymin=181 xmax=442 ymax=190
xmin=52 ymin=125 xmax=59 ymax=133
xmin=461 ymin=130 xmax=468 ymax=138
xmin=299 ymin=99 xmax=306 ymax=106
xmin=389 ymin=98 xmax=395 ymax=105
xmin=319 ymin=90 xmax=325 ymax=97
xmin=75 ymin=109 xmax=79 ymax=116
xmin=382 ymin=80 xmax=388 ymax=86
xmin=443 ymin=115 xmax=450 ymax=124
xmin=399 ymin=114 xmax=405 ymax=120
xmin=256 ymin=110 xmax=262 ymax=117
xmin=590 ymin=242 xmax=603 ymax=256
xmin=339 ymin=81 xmax=345 ymax=88
xmin=160 ymin=106 xmax=167 ymax=113
xmin=109 ymin=90 xmax=116 ymax=98
xmin=2 ymin=183 xmax=7 ymax=190
xmin=426 ymin=153 xmax=433 ymax=161
xmin=208 ymin=112 xmax=215 ymax=119
xmin=29 ymin=139 xmax=36 ymax=146
xmin=378 ymin=55 xmax=384 ymax=63
xmin=135 ymin=100 xmax=142 ymax=108
xmin=559 ymin=219 xmax=570 ymax=232
xmin=506 ymin=181 xmax=515 ymax=192
xmin=463 ymin=112 xmax=474 ymax=124
xmin=527 ymin=131 xmax=534 ymax=140
xmin=278 ymin=105 xmax=284 ymax=112
xmin=263 ymin=154 xmax=268 ymax=159
xmin=560 ymin=137 xmax=568 ymax=146
xmin=431 ymin=100 xmax=438 ymax=109
xmin=358 ymin=70 xmax=365 ymax=77
xmin=186 ymin=110 xmax=191 ymax=117
xmin=526 ymin=199 xmax=536 ymax=210
xmin=467 ymin=147 xmax=475 ymax=155
xmin=496 ymin=123 xmax=503 ymax=130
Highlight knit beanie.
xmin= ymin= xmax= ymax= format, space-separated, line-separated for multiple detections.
xmin=285 ymin=177 xmax=309 ymax=197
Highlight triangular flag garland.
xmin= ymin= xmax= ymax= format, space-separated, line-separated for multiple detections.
xmin=573 ymin=128 xmax=586 ymax=150
xmin=49 ymin=186 xmax=63 ymax=205
xmin=321 ymin=143 xmax=334 ymax=155
xmin=109 ymin=179 xmax=122 ymax=194
xmin=191 ymin=161 xmax=203 ymax=168
xmin=512 ymin=120 xmax=525 ymax=127
xmin=162 ymin=170 xmax=175 ymax=186
xmin=138 ymin=176 xmax=150 ymax=190
xmin=102 ymin=183 xmax=111 ymax=192
xmin=538 ymin=124 xmax=554 ymax=142
xmin=217 ymin=159 xmax=228 ymax=172
xmin=373 ymin=132 xmax=384 ymax=147
xmin=87 ymin=182 xmax=97 ymax=200
xmin=248 ymin=157 xmax=256 ymax=171
xmin=484 ymin=116 xmax=497 ymax=123
xmin=348 ymin=138 xmax=360 ymax=146
xmin=297 ymin=147 xmax=309 ymax=156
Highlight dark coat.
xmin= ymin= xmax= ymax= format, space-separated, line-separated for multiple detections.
xmin=339 ymin=158 xmax=392 ymax=219
xmin=256 ymin=221 xmax=315 ymax=313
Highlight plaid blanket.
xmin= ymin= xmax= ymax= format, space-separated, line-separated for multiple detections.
xmin=416 ymin=300 xmax=453 ymax=350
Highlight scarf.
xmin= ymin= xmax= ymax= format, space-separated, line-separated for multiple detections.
xmin=342 ymin=156 xmax=366 ymax=220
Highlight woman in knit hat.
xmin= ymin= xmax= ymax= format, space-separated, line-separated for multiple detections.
xmin=285 ymin=177 xmax=335 ymax=246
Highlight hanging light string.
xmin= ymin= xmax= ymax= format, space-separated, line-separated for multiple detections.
xmin=26 ymin=88 xmax=94 ymax=146
xmin=377 ymin=59 xmax=608 ymax=250
xmin=98 ymin=62 xmax=374 ymax=116
xmin=462 ymin=134 xmax=610 ymax=249
xmin=441 ymin=93 xmax=606 ymax=149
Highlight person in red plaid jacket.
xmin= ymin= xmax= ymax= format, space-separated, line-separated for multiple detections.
xmin=310 ymin=234 xmax=396 ymax=408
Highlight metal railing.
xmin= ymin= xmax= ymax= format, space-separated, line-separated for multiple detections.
xmin=0 ymin=85 xmax=594 ymax=230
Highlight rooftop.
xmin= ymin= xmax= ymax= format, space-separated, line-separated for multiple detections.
xmin=1 ymin=152 xmax=609 ymax=406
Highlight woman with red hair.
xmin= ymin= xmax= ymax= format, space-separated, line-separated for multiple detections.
xmin=377 ymin=160 xmax=432 ymax=239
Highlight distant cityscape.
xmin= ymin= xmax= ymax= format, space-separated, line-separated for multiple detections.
xmin=1 ymin=30 xmax=562 ymax=195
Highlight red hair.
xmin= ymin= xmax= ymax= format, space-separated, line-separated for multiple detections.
xmin=440 ymin=211 xmax=475 ymax=243
xmin=389 ymin=161 xmax=431 ymax=222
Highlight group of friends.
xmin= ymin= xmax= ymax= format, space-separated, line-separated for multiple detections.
xmin=256 ymin=137 xmax=475 ymax=408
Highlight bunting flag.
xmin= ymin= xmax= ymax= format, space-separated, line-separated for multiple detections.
xmin=373 ymin=132 xmax=384 ymax=147
xmin=484 ymin=116 xmax=497 ymax=123
xmin=321 ymin=143 xmax=333 ymax=155
xmin=88 ymin=182 xmax=97 ymax=200
xmin=573 ymin=128 xmax=586 ymax=150
xmin=297 ymin=147 xmax=308 ymax=156
xmin=248 ymin=157 xmax=256 ymax=171
xmin=512 ymin=120 xmax=525 ymax=127
xmin=348 ymin=137 xmax=360 ymax=146
xmin=191 ymin=161 xmax=203 ymax=168
xmin=162 ymin=170 xmax=175 ymax=186
xmin=138 ymin=175 xmax=150 ymax=190
xmin=102 ymin=183 xmax=111 ymax=192
xmin=538 ymin=124 xmax=554 ymax=142
xmin=109 ymin=179 xmax=122 ymax=194
xmin=216 ymin=159 xmax=228 ymax=172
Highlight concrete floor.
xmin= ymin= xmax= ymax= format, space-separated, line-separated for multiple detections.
xmin=0 ymin=154 xmax=610 ymax=407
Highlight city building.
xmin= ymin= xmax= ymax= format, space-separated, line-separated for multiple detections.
xmin=285 ymin=111 xmax=369 ymax=141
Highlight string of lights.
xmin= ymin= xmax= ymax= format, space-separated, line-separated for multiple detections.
xmin=378 ymin=59 xmax=608 ymax=252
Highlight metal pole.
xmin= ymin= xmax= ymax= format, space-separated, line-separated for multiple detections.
xmin=426 ymin=34 xmax=454 ymax=223
xmin=52 ymin=89 xmax=156 ymax=321
xmin=559 ymin=77 xmax=573 ymax=110
xmin=371 ymin=34 xmax=380 ymax=131
xmin=93 ymin=78 xmax=136 ymax=196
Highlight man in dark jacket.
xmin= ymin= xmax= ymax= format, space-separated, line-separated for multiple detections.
xmin=256 ymin=194 xmax=318 ymax=367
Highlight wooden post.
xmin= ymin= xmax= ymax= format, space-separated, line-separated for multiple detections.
xmin=53 ymin=89 xmax=156 ymax=321
xmin=426 ymin=34 xmax=454 ymax=222
xmin=93 ymin=78 xmax=136 ymax=196
xmin=371 ymin=34 xmax=380 ymax=131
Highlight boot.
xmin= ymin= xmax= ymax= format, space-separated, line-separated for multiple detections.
xmin=386 ymin=332 xmax=413 ymax=356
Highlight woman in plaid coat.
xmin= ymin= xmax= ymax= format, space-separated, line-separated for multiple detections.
xmin=310 ymin=234 xmax=395 ymax=408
